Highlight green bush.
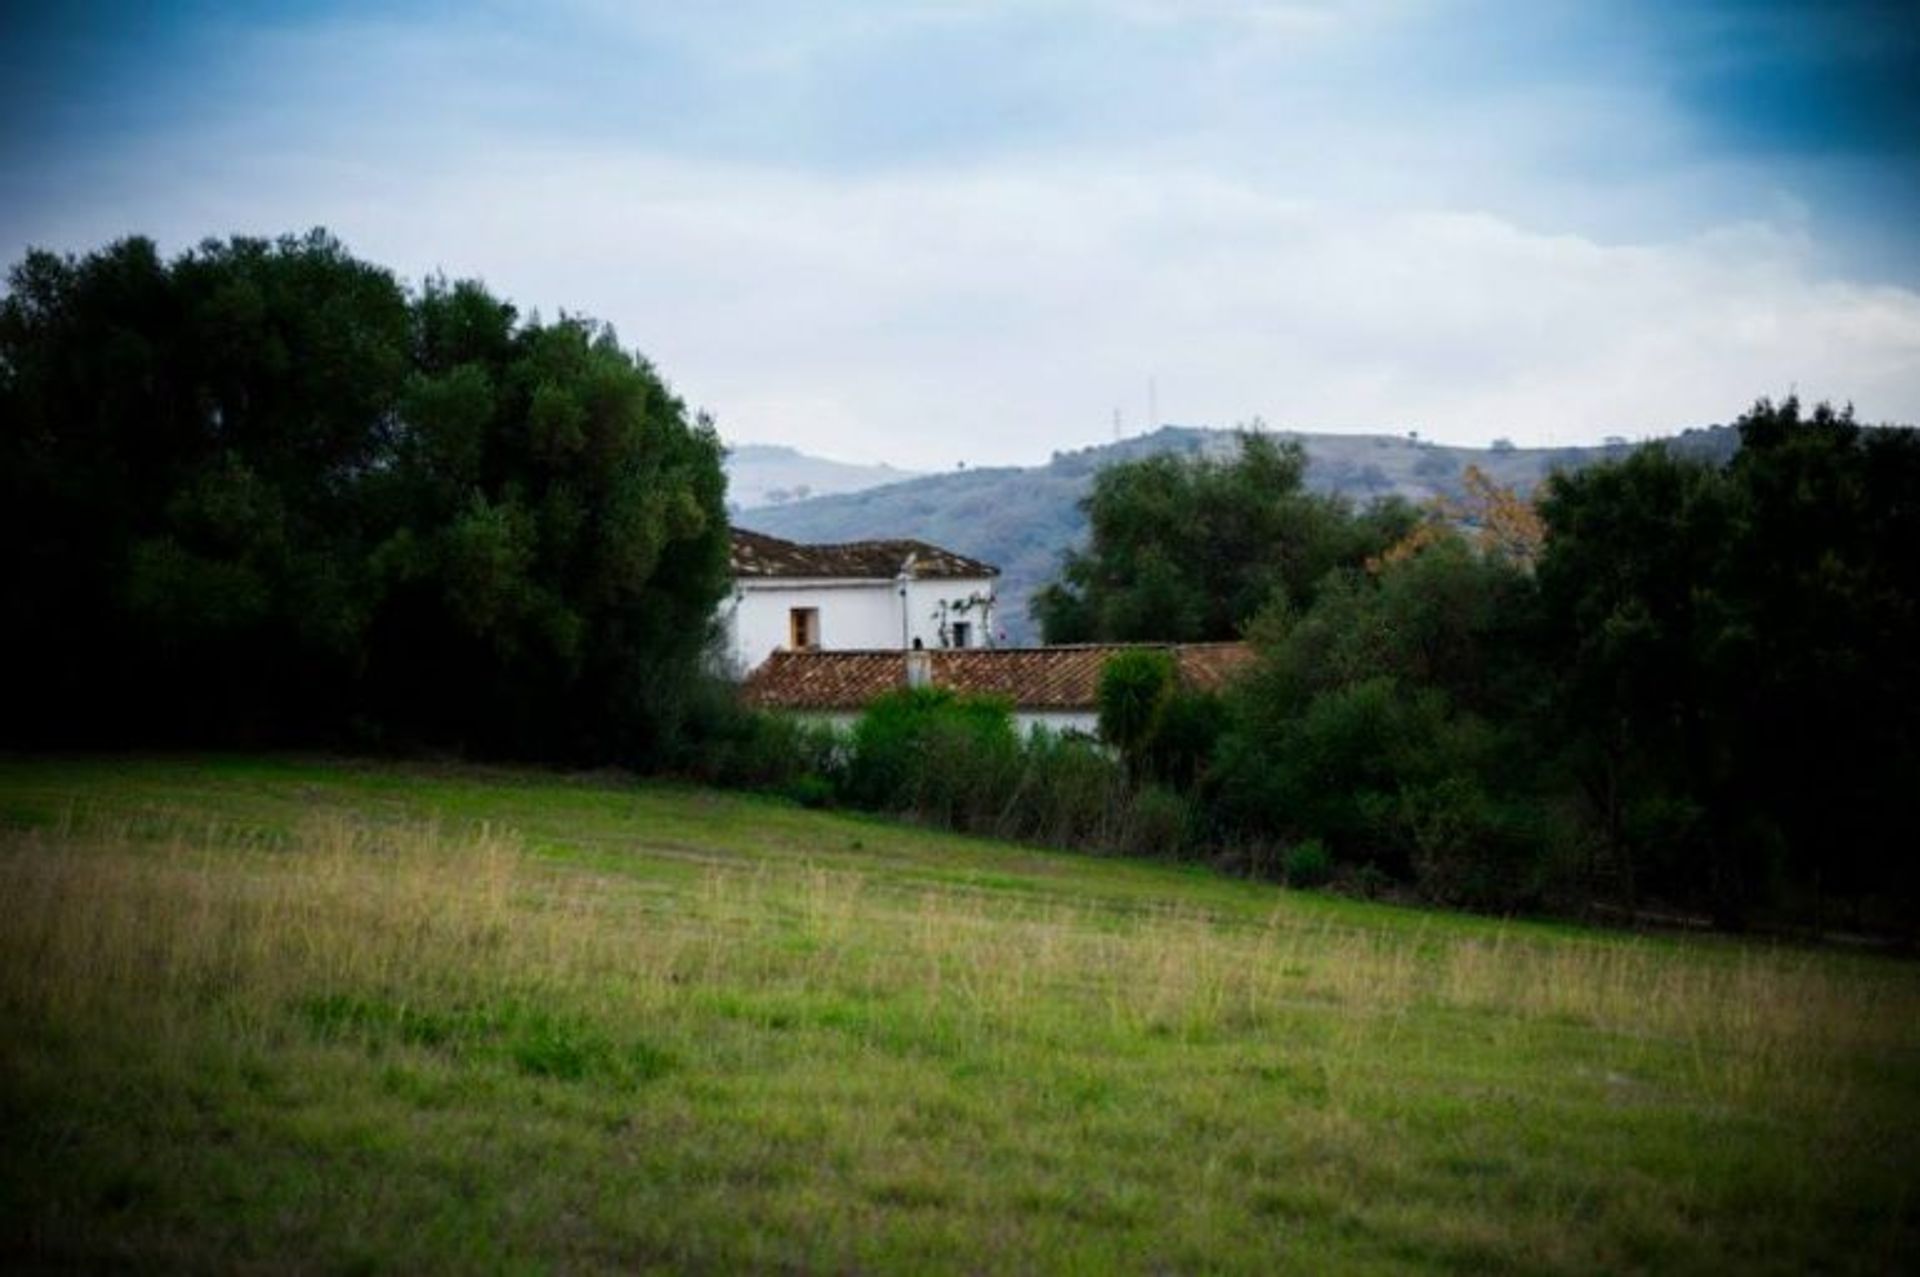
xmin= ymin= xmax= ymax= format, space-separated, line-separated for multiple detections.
xmin=1396 ymin=774 xmax=1541 ymax=911
xmin=675 ymin=685 xmax=846 ymax=794
xmin=844 ymin=688 xmax=1020 ymax=831
xmin=1282 ymin=839 xmax=1333 ymax=888
xmin=782 ymin=773 xmax=835 ymax=809
xmin=1098 ymin=649 xmax=1175 ymax=781
xmin=834 ymin=706 xmax=1148 ymax=857
xmin=1121 ymin=785 xmax=1192 ymax=858
xmin=1143 ymin=689 xmax=1226 ymax=791
xmin=1214 ymin=676 xmax=1446 ymax=870
xmin=996 ymin=729 xmax=1131 ymax=851
xmin=1351 ymin=863 xmax=1394 ymax=899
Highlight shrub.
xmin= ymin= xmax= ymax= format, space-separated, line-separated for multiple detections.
xmin=1143 ymin=689 xmax=1226 ymax=792
xmin=844 ymin=688 xmax=1020 ymax=831
xmin=675 ymin=688 xmax=846 ymax=793
xmin=1282 ymin=839 xmax=1333 ymax=888
xmin=1351 ymin=863 xmax=1394 ymax=899
xmin=1121 ymin=785 xmax=1191 ymax=858
xmin=1213 ymin=676 xmax=1445 ymax=867
xmin=782 ymin=773 xmax=835 ymax=809
xmin=1098 ymin=649 xmax=1175 ymax=783
xmin=997 ymin=729 xmax=1130 ymax=851
xmin=1392 ymin=737 xmax=1551 ymax=913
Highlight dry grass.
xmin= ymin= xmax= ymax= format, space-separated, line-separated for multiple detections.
xmin=1 ymin=758 xmax=1916 ymax=1273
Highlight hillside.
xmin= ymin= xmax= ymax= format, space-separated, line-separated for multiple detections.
xmin=724 ymin=442 xmax=925 ymax=510
xmin=2 ymin=756 xmax=1913 ymax=1272
xmin=739 ymin=425 xmax=1739 ymax=642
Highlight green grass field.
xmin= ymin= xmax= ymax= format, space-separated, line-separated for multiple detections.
xmin=2 ymin=756 xmax=1915 ymax=1273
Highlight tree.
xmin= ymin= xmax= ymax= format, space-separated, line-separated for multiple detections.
xmin=2 ymin=230 xmax=413 ymax=741
xmin=1369 ymin=465 xmax=1544 ymax=574
xmin=1211 ymin=532 xmax=1542 ymax=904
xmin=363 ymin=300 xmax=730 ymax=760
xmin=1716 ymin=399 xmax=1920 ymax=925
xmin=1535 ymin=398 xmax=1920 ymax=930
xmin=1 ymin=231 xmax=730 ymax=764
xmin=1097 ymin=648 xmax=1175 ymax=785
xmin=1031 ymin=432 xmax=1415 ymax=642
xmin=1535 ymin=442 xmax=1741 ymax=920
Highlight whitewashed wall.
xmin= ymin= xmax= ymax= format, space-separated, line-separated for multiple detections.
xmin=722 ymin=575 xmax=997 ymax=675
xmin=725 ymin=579 xmax=898 ymax=674
xmin=776 ymin=709 xmax=1100 ymax=739
xmin=1014 ymin=710 xmax=1100 ymax=738
xmin=902 ymin=578 xmax=997 ymax=651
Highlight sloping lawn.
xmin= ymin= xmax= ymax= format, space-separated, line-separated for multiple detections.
xmin=2 ymin=756 xmax=1915 ymax=1273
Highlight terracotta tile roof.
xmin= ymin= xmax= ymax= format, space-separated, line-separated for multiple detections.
xmin=730 ymin=527 xmax=997 ymax=581
xmin=738 ymin=650 xmax=911 ymax=711
xmin=739 ymin=643 xmax=1255 ymax=712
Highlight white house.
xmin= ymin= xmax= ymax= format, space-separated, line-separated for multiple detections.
xmin=720 ymin=528 xmax=1000 ymax=677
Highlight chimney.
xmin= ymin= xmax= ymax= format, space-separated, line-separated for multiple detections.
xmin=906 ymin=649 xmax=932 ymax=689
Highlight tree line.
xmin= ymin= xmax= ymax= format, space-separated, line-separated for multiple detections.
xmin=8 ymin=231 xmax=1913 ymax=936
xmin=1028 ymin=410 xmax=1919 ymax=933
xmin=1 ymin=231 xmax=731 ymax=761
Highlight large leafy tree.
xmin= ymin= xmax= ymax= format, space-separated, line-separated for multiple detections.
xmin=1031 ymin=432 xmax=1415 ymax=642
xmin=1534 ymin=442 xmax=1738 ymax=917
xmin=363 ymin=281 xmax=730 ymax=758
xmin=1 ymin=231 xmax=413 ymax=740
xmin=1 ymin=231 xmax=729 ymax=761
xmin=1211 ymin=533 xmax=1544 ymax=905
xmin=1536 ymin=398 xmax=1920 ymax=928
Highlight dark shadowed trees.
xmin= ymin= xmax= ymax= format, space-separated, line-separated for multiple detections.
xmin=1537 ymin=398 xmax=1920 ymax=929
xmin=1 ymin=231 xmax=729 ymax=763
xmin=1194 ymin=397 xmax=1919 ymax=928
xmin=1534 ymin=441 xmax=1739 ymax=918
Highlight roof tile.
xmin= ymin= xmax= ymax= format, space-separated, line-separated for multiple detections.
xmin=730 ymin=528 xmax=997 ymax=581
xmin=739 ymin=643 xmax=1255 ymax=712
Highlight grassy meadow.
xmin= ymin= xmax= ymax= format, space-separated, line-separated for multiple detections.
xmin=1 ymin=757 xmax=1915 ymax=1273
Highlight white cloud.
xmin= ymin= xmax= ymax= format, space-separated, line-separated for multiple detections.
xmin=16 ymin=142 xmax=1914 ymax=467
xmin=343 ymin=150 xmax=1915 ymax=464
xmin=1112 ymin=0 xmax=1396 ymax=36
xmin=4 ymin=0 xmax=1916 ymax=469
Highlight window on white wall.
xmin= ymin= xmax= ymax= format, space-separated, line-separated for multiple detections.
xmin=789 ymin=607 xmax=819 ymax=650
xmin=950 ymin=621 xmax=971 ymax=649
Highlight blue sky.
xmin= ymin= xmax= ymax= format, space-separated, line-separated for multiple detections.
xmin=4 ymin=0 xmax=1917 ymax=468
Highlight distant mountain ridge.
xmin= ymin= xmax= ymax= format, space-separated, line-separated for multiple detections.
xmin=724 ymin=443 xmax=924 ymax=510
xmin=735 ymin=424 xmax=1739 ymax=644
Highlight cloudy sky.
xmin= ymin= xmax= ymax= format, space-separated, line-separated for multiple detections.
xmin=5 ymin=0 xmax=1918 ymax=468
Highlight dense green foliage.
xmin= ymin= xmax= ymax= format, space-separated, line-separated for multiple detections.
xmin=1211 ymin=540 xmax=1547 ymax=908
xmin=698 ymin=686 xmax=1185 ymax=860
xmin=1014 ymin=400 xmax=1919 ymax=932
xmin=1536 ymin=398 xmax=1920 ymax=929
xmin=1031 ymin=432 xmax=1416 ymax=642
xmin=843 ymin=688 xmax=1192 ymax=858
xmin=843 ymin=687 xmax=1021 ymax=825
xmin=1096 ymin=648 xmax=1174 ymax=782
xmin=0 ymin=231 xmax=729 ymax=761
